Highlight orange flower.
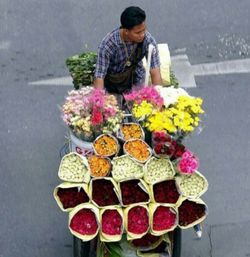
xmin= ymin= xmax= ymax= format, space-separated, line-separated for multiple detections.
xmin=94 ymin=135 xmax=118 ymax=156
xmin=88 ymin=155 xmax=111 ymax=177
xmin=121 ymin=123 xmax=143 ymax=141
xmin=124 ymin=139 xmax=151 ymax=162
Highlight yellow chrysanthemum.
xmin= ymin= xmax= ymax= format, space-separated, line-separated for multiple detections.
xmin=132 ymin=101 xmax=153 ymax=119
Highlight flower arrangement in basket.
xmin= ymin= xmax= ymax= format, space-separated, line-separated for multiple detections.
xmin=61 ymin=87 xmax=124 ymax=141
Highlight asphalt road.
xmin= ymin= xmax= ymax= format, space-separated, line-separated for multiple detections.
xmin=1 ymin=1 xmax=250 ymax=257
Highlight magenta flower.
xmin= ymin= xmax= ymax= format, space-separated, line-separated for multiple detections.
xmin=101 ymin=210 xmax=123 ymax=235
xmin=153 ymin=206 xmax=177 ymax=231
xmin=124 ymin=86 xmax=164 ymax=107
xmin=127 ymin=206 xmax=149 ymax=234
xmin=70 ymin=209 xmax=98 ymax=235
xmin=177 ymin=150 xmax=199 ymax=174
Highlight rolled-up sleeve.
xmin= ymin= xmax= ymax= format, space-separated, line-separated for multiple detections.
xmin=94 ymin=41 xmax=111 ymax=79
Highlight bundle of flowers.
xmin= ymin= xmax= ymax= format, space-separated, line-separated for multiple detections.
xmin=144 ymin=95 xmax=204 ymax=135
xmin=68 ymin=203 xmax=99 ymax=241
xmin=155 ymin=85 xmax=189 ymax=108
xmin=129 ymin=86 xmax=204 ymax=138
xmin=178 ymin=199 xmax=208 ymax=229
xmin=111 ymin=155 xmax=144 ymax=182
xmin=124 ymin=86 xmax=164 ymax=108
xmin=100 ymin=208 xmax=123 ymax=242
xmin=144 ymin=157 xmax=175 ymax=184
xmin=124 ymin=139 xmax=151 ymax=163
xmin=93 ymin=134 xmax=119 ymax=157
xmin=120 ymin=179 xmax=150 ymax=206
xmin=152 ymin=131 xmax=186 ymax=159
xmin=88 ymin=155 xmax=111 ymax=177
xmin=61 ymin=88 xmax=124 ymax=141
xmin=130 ymin=233 xmax=162 ymax=251
xmin=176 ymin=171 xmax=208 ymax=199
xmin=58 ymin=152 xmax=90 ymax=183
xmin=54 ymin=183 xmax=89 ymax=211
xmin=176 ymin=150 xmax=199 ymax=175
xmin=125 ymin=205 xmax=150 ymax=239
xmin=152 ymin=179 xmax=181 ymax=205
xmin=90 ymin=178 xmax=120 ymax=207
xmin=150 ymin=204 xmax=178 ymax=235
xmin=120 ymin=123 xmax=144 ymax=141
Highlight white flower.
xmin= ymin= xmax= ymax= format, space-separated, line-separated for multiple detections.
xmin=155 ymin=86 xmax=189 ymax=107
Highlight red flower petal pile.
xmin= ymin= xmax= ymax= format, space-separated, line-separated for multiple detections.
xmin=178 ymin=200 xmax=206 ymax=226
xmin=92 ymin=179 xmax=120 ymax=207
xmin=70 ymin=209 xmax=98 ymax=235
xmin=57 ymin=187 xmax=89 ymax=209
xmin=131 ymin=233 xmax=160 ymax=248
xmin=101 ymin=210 xmax=123 ymax=235
xmin=128 ymin=206 xmax=149 ymax=234
xmin=152 ymin=206 xmax=177 ymax=231
xmin=121 ymin=179 xmax=149 ymax=205
xmin=153 ymin=180 xmax=180 ymax=204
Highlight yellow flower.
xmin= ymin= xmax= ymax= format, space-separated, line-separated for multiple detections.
xmin=132 ymin=101 xmax=153 ymax=119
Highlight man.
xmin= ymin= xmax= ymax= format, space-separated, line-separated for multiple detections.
xmin=94 ymin=6 xmax=162 ymax=94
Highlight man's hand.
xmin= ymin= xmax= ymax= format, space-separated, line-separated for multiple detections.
xmin=93 ymin=78 xmax=104 ymax=89
xmin=150 ymin=67 xmax=163 ymax=85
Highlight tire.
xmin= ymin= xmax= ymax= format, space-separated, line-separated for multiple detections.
xmin=73 ymin=237 xmax=97 ymax=257
xmin=172 ymin=227 xmax=182 ymax=257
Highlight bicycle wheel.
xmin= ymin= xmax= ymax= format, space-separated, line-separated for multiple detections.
xmin=172 ymin=228 xmax=182 ymax=257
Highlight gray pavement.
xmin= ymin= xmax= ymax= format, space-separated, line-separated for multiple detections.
xmin=1 ymin=1 xmax=250 ymax=257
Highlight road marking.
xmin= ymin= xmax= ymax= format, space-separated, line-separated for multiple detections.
xmin=171 ymin=55 xmax=197 ymax=88
xmin=28 ymin=56 xmax=250 ymax=88
xmin=192 ymin=58 xmax=250 ymax=76
xmin=171 ymin=55 xmax=250 ymax=88
xmin=29 ymin=76 xmax=73 ymax=86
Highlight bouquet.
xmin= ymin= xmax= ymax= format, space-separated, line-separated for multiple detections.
xmin=61 ymin=87 xmax=124 ymax=141
xmin=65 ymin=51 xmax=97 ymax=89
xmin=126 ymin=85 xmax=204 ymax=140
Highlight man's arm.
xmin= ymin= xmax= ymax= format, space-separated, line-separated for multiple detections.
xmin=93 ymin=78 xmax=104 ymax=89
xmin=150 ymin=67 xmax=163 ymax=85
xmin=93 ymin=39 xmax=110 ymax=89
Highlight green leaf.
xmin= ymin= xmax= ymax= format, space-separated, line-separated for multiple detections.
xmin=106 ymin=242 xmax=124 ymax=257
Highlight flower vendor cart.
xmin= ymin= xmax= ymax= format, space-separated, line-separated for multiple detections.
xmin=54 ymin=85 xmax=208 ymax=257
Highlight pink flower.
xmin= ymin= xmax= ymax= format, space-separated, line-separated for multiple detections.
xmin=177 ymin=150 xmax=199 ymax=174
xmin=124 ymin=86 xmax=164 ymax=107
xmin=88 ymin=89 xmax=105 ymax=108
xmin=182 ymin=150 xmax=193 ymax=159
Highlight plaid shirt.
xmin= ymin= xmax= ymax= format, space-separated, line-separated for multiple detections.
xmin=94 ymin=28 xmax=160 ymax=84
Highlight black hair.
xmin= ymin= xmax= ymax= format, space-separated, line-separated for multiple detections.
xmin=120 ymin=6 xmax=146 ymax=29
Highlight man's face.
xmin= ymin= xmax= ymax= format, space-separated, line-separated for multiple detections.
xmin=126 ymin=22 xmax=146 ymax=43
